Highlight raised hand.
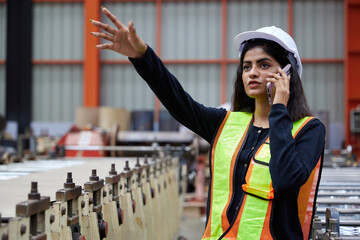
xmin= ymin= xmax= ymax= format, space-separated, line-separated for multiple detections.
xmin=266 ymin=67 xmax=290 ymax=106
xmin=90 ymin=7 xmax=147 ymax=59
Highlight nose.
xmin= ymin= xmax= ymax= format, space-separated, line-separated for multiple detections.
xmin=249 ymin=66 xmax=259 ymax=78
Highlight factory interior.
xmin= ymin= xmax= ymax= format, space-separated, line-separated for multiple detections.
xmin=1 ymin=0 xmax=360 ymax=239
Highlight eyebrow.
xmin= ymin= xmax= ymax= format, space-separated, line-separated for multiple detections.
xmin=243 ymin=58 xmax=272 ymax=65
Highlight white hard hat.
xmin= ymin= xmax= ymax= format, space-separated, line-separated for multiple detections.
xmin=234 ymin=26 xmax=302 ymax=77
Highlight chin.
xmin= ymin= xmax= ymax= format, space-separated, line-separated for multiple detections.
xmin=246 ymin=91 xmax=264 ymax=98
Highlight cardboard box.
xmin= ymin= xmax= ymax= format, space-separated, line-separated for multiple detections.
xmin=99 ymin=107 xmax=131 ymax=131
xmin=75 ymin=107 xmax=99 ymax=128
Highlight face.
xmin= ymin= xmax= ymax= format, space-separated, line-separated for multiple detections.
xmin=242 ymin=46 xmax=282 ymax=100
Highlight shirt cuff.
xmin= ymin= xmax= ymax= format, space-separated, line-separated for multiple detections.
xmin=269 ymin=103 xmax=291 ymax=122
xmin=271 ymin=103 xmax=287 ymax=111
xmin=128 ymin=44 xmax=153 ymax=66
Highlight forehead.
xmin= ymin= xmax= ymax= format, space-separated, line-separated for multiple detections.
xmin=243 ymin=46 xmax=276 ymax=63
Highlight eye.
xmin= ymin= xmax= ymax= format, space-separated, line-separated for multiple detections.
xmin=243 ymin=65 xmax=251 ymax=71
xmin=260 ymin=63 xmax=270 ymax=69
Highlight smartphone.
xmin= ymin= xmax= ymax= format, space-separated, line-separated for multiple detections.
xmin=266 ymin=64 xmax=291 ymax=105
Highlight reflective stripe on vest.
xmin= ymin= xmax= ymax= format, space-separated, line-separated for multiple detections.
xmin=202 ymin=112 xmax=315 ymax=240
xmin=203 ymin=112 xmax=252 ymax=239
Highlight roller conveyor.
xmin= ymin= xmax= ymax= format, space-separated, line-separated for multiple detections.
xmin=317 ymin=198 xmax=360 ymax=205
xmin=0 ymin=155 xmax=188 ymax=240
xmin=313 ymin=167 xmax=360 ymax=239
xmin=316 ymin=208 xmax=360 ymax=214
xmin=318 ymin=192 xmax=360 ymax=197
xmin=0 ymin=158 xmax=141 ymax=218
xmin=320 ymin=186 xmax=360 ymax=191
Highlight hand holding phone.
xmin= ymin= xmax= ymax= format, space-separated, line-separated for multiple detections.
xmin=266 ymin=64 xmax=291 ymax=105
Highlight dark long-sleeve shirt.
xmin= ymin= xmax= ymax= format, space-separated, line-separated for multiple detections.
xmin=129 ymin=46 xmax=326 ymax=240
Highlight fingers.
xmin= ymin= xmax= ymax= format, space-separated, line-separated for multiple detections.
xmin=266 ymin=72 xmax=281 ymax=83
xmin=91 ymin=32 xmax=114 ymax=42
xmin=127 ymin=20 xmax=148 ymax=56
xmin=266 ymin=71 xmax=289 ymax=93
xmin=128 ymin=20 xmax=139 ymax=42
xmin=128 ymin=20 xmax=135 ymax=35
xmin=91 ymin=20 xmax=117 ymax=35
xmin=267 ymin=68 xmax=289 ymax=83
xmin=277 ymin=67 xmax=290 ymax=87
xmin=101 ymin=7 xmax=124 ymax=29
xmin=267 ymin=68 xmax=290 ymax=105
xmin=95 ymin=43 xmax=114 ymax=50
xmin=267 ymin=68 xmax=290 ymax=94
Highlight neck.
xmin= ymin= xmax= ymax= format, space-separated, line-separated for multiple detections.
xmin=253 ymin=98 xmax=271 ymax=128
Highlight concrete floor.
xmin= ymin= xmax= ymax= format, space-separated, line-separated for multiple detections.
xmin=175 ymin=216 xmax=205 ymax=240
xmin=0 ymin=158 xmax=124 ymax=217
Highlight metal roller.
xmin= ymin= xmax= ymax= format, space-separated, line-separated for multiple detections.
xmin=314 ymin=167 xmax=360 ymax=239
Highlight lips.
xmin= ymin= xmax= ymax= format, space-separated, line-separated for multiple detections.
xmin=248 ymin=80 xmax=261 ymax=87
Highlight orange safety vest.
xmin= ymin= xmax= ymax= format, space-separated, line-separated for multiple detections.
xmin=202 ymin=111 xmax=322 ymax=240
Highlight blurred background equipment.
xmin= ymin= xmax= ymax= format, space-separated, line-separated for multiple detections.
xmin=0 ymin=156 xmax=188 ymax=240
xmin=312 ymin=167 xmax=360 ymax=239
xmin=0 ymin=115 xmax=5 ymax=138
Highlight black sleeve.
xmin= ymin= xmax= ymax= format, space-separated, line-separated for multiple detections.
xmin=129 ymin=46 xmax=227 ymax=143
xmin=268 ymin=104 xmax=326 ymax=193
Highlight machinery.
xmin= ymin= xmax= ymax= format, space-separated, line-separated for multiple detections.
xmin=312 ymin=167 xmax=360 ymax=239
xmin=0 ymin=154 xmax=187 ymax=240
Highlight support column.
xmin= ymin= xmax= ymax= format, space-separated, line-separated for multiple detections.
xmin=154 ymin=0 xmax=162 ymax=131
xmin=6 ymin=0 xmax=33 ymax=134
xmin=220 ymin=0 xmax=227 ymax=104
xmin=84 ymin=0 xmax=100 ymax=107
xmin=345 ymin=0 xmax=360 ymax=156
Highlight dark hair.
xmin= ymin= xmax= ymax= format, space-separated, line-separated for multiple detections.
xmin=231 ymin=39 xmax=312 ymax=121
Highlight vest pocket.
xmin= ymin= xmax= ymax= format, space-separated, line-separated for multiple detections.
xmin=243 ymin=158 xmax=274 ymax=200
xmin=242 ymin=184 xmax=274 ymax=200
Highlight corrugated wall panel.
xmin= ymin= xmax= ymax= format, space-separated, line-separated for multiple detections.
xmin=0 ymin=3 xmax=6 ymax=116
xmin=32 ymin=65 xmax=83 ymax=121
xmin=162 ymin=2 xmax=221 ymax=59
xmin=294 ymin=0 xmax=344 ymax=59
xmin=33 ymin=3 xmax=83 ymax=59
xmin=25 ymin=0 xmax=344 ymax=127
xmin=226 ymin=64 xmax=238 ymax=105
xmin=166 ymin=64 xmax=221 ymax=108
xmin=302 ymin=63 xmax=344 ymax=123
xmin=101 ymin=65 xmax=154 ymax=110
xmin=0 ymin=3 xmax=6 ymax=59
xmin=0 ymin=65 xmax=5 ymax=116
xmin=100 ymin=2 xmax=156 ymax=60
xmin=227 ymin=0 xmax=288 ymax=58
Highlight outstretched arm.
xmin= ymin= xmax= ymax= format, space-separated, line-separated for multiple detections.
xmin=90 ymin=7 xmax=226 ymax=143
xmin=90 ymin=7 xmax=147 ymax=59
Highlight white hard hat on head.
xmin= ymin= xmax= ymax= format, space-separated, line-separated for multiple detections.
xmin=234 ymin=26 xmax=302 ymax=77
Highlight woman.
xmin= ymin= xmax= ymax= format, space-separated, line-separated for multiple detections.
xmin=91 ymin=7 xmax=325 ymax=240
